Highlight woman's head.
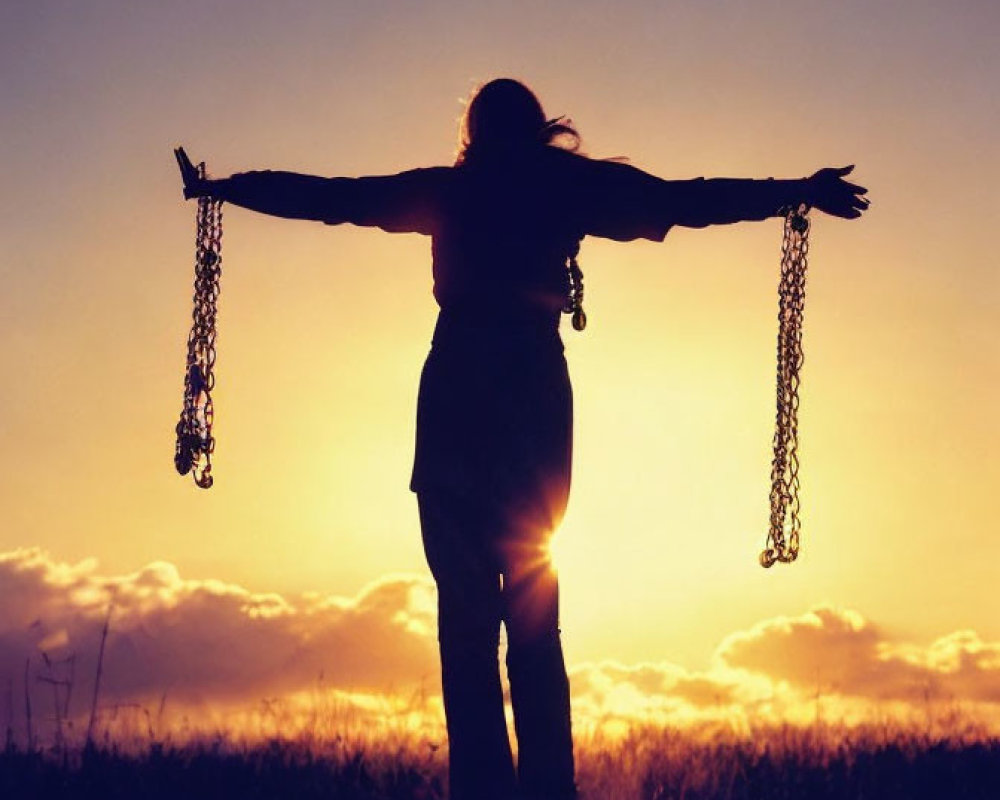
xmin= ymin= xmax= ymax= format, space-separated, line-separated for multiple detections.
xmin=457 ymin=78 xmax=580 ymax=164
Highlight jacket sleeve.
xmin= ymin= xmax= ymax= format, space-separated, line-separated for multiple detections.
xmin=208 ymin=166 xmax=450 ymax=235
xmin=576 ymin=158 xmax=809 ymax=242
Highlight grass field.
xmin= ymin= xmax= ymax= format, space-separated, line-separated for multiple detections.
xmin=3 ymin=722 xmax=999 ymax=799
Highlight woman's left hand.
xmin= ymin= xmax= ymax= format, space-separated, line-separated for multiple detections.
xmin=174 ymin=147 xmax=210 ymax=200
xmin=806 ymin=165 xmax=869 ymax=219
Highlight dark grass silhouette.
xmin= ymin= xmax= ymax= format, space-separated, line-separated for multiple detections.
xmin=1 ymin=741 xmax=440 ymax=799
xmin=3 ymin=724 xmax=998 ymax=799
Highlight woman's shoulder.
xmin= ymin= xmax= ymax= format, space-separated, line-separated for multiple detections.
xmin=537 ymin=145 xmax=592 ymax=174
xmin=536 ymin=147 xmax=658 ymax=193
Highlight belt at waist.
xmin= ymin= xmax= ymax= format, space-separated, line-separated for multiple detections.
xmin=431 ymin=307 xmax=564 ymax=354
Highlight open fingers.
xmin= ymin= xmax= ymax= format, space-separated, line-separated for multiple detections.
xmin=175 ymin=148 xmax=192 ymax=179
xmin=842 ymin=192 xmax=871 ymax=217
xmin=173 ymin=148 xmax=188 ymax=178
xmin=174 ymin=147 xmax=200 ymax=182
xmin=174 ymin=146 xmax=210 ymax=199
xmin=809 ymin=165 xmax=870 ymax=219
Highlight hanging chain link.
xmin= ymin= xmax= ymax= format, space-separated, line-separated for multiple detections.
xmin=563 ymin=240 xmax=587 ymax=331
xmin=760 ymin=204 xmax=810 ymax=567
xmin=174 ymin=163 xmax=223 ymax=489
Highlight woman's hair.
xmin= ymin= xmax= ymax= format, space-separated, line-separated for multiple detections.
xmin=456 ymin=78 xmax=581 ymax=165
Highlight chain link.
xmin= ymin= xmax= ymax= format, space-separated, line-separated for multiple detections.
xmin=563 ymin=240 xmax=587 ymax=331
xmin=760 ymin=204 xmax=810 ymax=567
xmin=174 ymin=163 xmax=223 ymax=489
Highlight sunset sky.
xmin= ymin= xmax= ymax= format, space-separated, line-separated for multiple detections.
xmin=2 ymin=1 xmax=998 ymax=735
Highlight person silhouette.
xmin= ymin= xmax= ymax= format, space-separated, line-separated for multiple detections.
xmin=176 ymin=77 xmax=868 ymax=800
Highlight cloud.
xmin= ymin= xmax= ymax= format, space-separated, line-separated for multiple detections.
xmin=716 ymin=606 xmax=1000 ymax=705
xmin=566 ymin=660 xmax=750 ymax=733
xmin=3 ymin=549 xmax=1000 ymax=743
xmin=0 ymin=549 xmax=439 ymax=710
xmin=571 ymin=660 xmax=739 ymax=712
xmin=568 ymin=607 xmax=1000 ymax=732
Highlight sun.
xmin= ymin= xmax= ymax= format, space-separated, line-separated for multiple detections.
xmin=546 ymin=527 xmax=568 ymax=572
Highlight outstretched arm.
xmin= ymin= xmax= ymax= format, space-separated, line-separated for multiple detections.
xmin=174 ymin=147 xmax=445 ymax=234
xmin=578 ymin=157 xmax=868 ymax=242
xmin=663 ymin=166 xmax=868 ymax=228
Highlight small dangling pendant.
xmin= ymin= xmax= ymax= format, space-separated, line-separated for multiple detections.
xmin=572 ymin=308 xmax=587 ymax=331
xmin=194 ymin=469 xmax=214 ymax=489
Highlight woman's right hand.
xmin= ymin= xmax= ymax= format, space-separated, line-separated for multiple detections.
xmin=174 ymin=147 xmax=210 ymax=200
xmin=806 ymin=165 xmax=869 ymax=219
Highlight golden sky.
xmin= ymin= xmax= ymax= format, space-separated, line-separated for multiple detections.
xmin=1 ymin=1 xmax=998 ymax=732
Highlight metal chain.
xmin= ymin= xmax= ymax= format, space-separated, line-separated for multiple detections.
xmin=760 ymin=204 xmax=810 ymax=567
xmin=174 ymin=163 xmax=223 ymax=489
xmin=563 ymin=240 xmax=587 ymax=331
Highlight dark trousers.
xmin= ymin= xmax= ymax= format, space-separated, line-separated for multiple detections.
xmin=418 ymin=491 xmax=576 ymax=800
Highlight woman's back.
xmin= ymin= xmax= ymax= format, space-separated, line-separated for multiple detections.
xmin=432 ymin=148 xmax=581 ymax=320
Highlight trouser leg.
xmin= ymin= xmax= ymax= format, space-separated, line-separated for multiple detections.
xmin=417 ymin=493 xmax=516 ymax=800
xmin=502 ymin=530 xmax=576 ymax=799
